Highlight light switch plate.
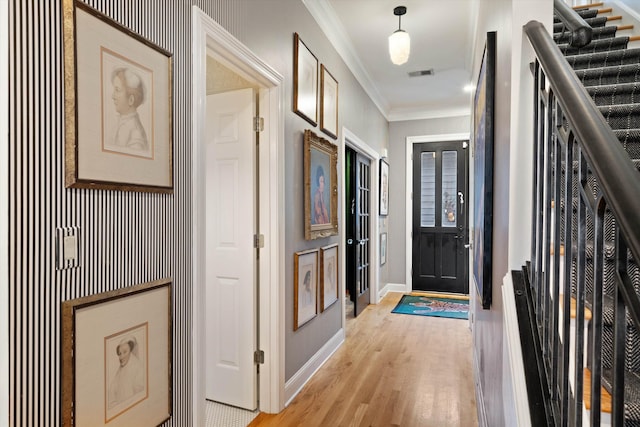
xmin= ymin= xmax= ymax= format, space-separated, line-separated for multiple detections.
xmin=56 ymin=227 xmax=80 ymax=270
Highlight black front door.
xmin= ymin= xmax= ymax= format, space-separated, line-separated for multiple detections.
xmin=412 ymin=140 xmax=468 ymax=294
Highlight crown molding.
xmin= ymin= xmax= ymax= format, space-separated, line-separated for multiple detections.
xmin=388 ymin=106 xmax=471 ymax=122
xmin=302 ymin=0 xmax=390 ymax=119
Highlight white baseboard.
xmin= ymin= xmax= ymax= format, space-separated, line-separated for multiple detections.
xmin=284 ymin=328 xmax=345 ymax=406
xmin=378 ymin=283 xmax=407 ymax=300
xmin=473 ymin=349 xmax=489 ymax=427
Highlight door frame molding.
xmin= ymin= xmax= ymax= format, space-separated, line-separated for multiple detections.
xmin=340 ymin=127 xmax=380 ymax=325
xmin=405 ymin=133 xmax=469 ymax=292
xmin=0 ymin=0 xmax=8 ymax=422
xmin=192 ymin=7 xmax=285 ymax=423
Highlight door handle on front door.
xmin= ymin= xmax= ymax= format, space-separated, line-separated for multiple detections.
xmin=458 ymin=191 xmax=464 ymax=205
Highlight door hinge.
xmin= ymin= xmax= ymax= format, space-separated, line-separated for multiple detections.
xmin=254 ymin=350 xmax=265 ymax=364
xmin=253 ymin=117 xmax=264 ymax=132
xmin=254 ymin=234 xmax=264 ymax=248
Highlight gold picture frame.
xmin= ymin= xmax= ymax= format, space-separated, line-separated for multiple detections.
xmin=293 ymin=33 xmax=318 ymax=126
xmin=63 ymin=0 xmax=173 ymax=193
xmin=294 ymin=249 xmax=319 ymax=330
xmin=61 ymin=278 xmax=172 ymax=426
xmin=304 ymin=129 xmax=338 ymax=240
xmin=320 ymin=243 xmax=339 ymax=311
xmin=320 ymin=64 xmax=338 ymax=139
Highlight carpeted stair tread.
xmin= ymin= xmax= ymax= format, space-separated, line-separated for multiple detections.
xmin=554 ymin=25 xmax=618 ymax=44
xmin=558 ymin=36 xmax=630 ymax=56
xmin=588 ymin=82 xmax=640 ymax=105
xmin=566 ymin=48 xmax=640 ymax=71
xmin=573 ymin=63 xmax=640 ymax=87
xmin=598 ymin=103 xmax=640 ymax=130
xmin=553 ymin=15 xmax=608 ymax=34
xmin=614 ymin=129 xmax=640 ymax=155
xmin=554 ymin=8 xmax=599 ymax=24
xmin=600 ymin=369 xmax=640 ymax=424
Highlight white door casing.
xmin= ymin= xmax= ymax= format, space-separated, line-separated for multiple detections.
xmin=205 ymin=89 xmax=257 ymax=410
xmin=192 ymin=7 xmax=285 ymax=424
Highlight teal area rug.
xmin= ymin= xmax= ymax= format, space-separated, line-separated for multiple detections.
xmin=391 ymin=294 xmax=469 ymax=320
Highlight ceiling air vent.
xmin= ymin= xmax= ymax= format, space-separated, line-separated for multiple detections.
xmin=408 ymin=68 xmax=434 ymax=77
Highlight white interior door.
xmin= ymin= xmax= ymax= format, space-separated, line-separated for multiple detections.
xmin=205 ymin=88 xmax=257 ymax=410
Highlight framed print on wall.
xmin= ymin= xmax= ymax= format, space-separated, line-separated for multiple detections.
xmin=320 ymin=243 xmax=339 ymax=311
xmin=63 ymin=0 xmax=173 ymax=193
xmin=472 ymin=31 xmax=496 ymax=310
xmin=293 ymin=33 xmax=318 ymax=126
xmin=379 ymin=158 xmax=389 ymax=216
xmin=61 ymin=278 xmax=172 ymax=426
xmin=304 ymin=129 xmax=338 ymax=240
xmin=320 ymin=64 xmax=338 ymax=139
xmin=294 ymin=249 xmax=319 ymax=330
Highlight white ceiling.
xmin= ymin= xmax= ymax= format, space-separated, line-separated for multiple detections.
xmin=304 ymin=0 xmax=477 ymax=121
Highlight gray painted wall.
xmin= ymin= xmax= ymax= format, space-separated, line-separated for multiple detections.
xmin=8 ymin=2 xmax=388 ymax=426
xmin=387 ymin=116 xmax=471 ymax=286
xmin=241 ymin=1 xmax=388 ymax=380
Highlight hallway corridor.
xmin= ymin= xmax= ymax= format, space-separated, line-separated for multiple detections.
xmin=249 ymin=292 xmax=478 ymax=427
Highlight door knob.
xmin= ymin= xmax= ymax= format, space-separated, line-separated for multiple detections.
xmin=458 ymin=191 xmax=464 ymax=205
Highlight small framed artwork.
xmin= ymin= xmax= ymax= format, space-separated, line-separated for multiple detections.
xmin=320 ymin=65 xmax=338 ymax=139
xmin=63 ymin=0 xmax=173 ymax=193
xmin=473 ymin=32 xmax=496 ymax=310
xmin=61 ymin=278 xmax=172 ymax=426
xmin=380 ymin=232 xmax=388 ymax=266
xmin=294 ymin=249 xmax=319 ymax=330
xmin=293 ymin=33 xmax=318 ymax=126
xmin=304 ymin=129 xmax=338 ymax=240
xmin=380 ymin=158 xmax=389 ymax=216
xmin=320 ymin=243 xmax=339 ymax=311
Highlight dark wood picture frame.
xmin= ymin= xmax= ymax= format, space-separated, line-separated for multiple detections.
xmin=63 ymin=0 xmax=173 ymax=193
xmin=472 ymin=32 xmax=496 ymax=310
xmin=320 ymin=64 xmax=338 ymax=139
xmin=293 ymin=33 xmax=318 ymax=126
xmin=61 ymin=278 xmax=172 ymax=426
xmin=294 ymin=249 xmax=319 ymax=330
xmin=304 ymin=129 xmax=338 ymax=240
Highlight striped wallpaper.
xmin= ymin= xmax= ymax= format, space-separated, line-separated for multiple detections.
xmin=8 ymin=1 xmax=241 ymax=425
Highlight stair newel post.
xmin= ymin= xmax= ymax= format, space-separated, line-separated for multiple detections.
xmin=590 ymin=195 xmax=607 ymax=426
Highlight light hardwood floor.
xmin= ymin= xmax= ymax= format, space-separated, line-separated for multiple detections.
xmin=249 ymin=292 xmax=478 ymax=427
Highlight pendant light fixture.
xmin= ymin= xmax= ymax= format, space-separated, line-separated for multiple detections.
xmin=388 ymin=6 xmax=410 ymax=65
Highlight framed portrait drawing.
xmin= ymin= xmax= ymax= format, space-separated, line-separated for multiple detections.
xmin=320 ymin=244 xmax=339 ymax=311
xmin=304 ymin=129 xmax=338 ymax=240
xmin=61 ymin=278 xmax=172 ymax=426
xmin=379 ymin=158 xmax=389 ymax=216
xmin=294 ymin=249 xmax=319 ymax=330
xmin=320 ymin=65 xmax=338 ymax=139
xmin=293 ymin=33 xmax=318 ymax=126
xmin=63 ymin=0 xmax=173 ymax=193
xmin=473 ymin=32 xmax=496 ymax=310
xmin=380 ymin=232 xmax=388 ymax=266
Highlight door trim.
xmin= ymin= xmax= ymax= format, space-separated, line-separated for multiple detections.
xmin=340 ymin=128 xmax=380 ymax=326
xmin=192 ymin=7 xmax=285 ymax=423
xmin=405 ymin=133 xmax=469 ymax=293
xmin=0 ymin=0 xmax=8 ymax=422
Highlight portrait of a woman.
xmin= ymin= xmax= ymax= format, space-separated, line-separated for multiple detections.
xmin=313 ymin=165 xmax=330 ymax=225
xmin=108 ymin=335 xmax=146 ymax=410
